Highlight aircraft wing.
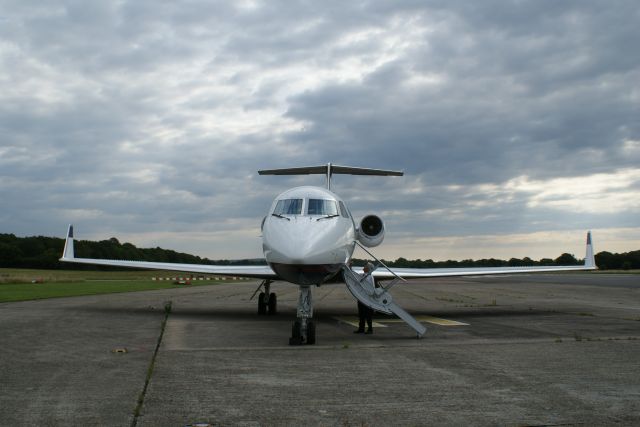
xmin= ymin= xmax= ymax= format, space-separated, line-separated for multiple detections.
xmin=59 ymin=225 xmax=278 ymax=279
xmin=358 ymin=232 xmax=597 ymax=279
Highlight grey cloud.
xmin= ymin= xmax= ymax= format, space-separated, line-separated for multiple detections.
xmin=1 ymin=0 xmax=638 ymax=258
xmin=283 ymin=2 xmax=640 ymax=184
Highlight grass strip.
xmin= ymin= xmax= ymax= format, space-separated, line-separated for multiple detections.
xmin=0 ymin=268 xmax=178 ymax=282
xmin=131 ymin=301 xmax=172 ymax=426
xmin=0 ymin=279 xmax=241 ymax=303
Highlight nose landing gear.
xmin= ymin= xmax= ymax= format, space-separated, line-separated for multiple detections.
xmin=254 ymin=280 xmax=316 ymax=345
xmin=289 ymin=286 xmax=316 ymax=345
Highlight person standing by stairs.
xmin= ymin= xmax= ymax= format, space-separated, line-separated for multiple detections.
xmin=354 ymin=262 xmax=375 ymax=334
xmin=354 ymin=301 xmax=373 ymax=334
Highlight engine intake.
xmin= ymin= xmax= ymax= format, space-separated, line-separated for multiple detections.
xmin=357 ymin=215 xmax=385 ymax=247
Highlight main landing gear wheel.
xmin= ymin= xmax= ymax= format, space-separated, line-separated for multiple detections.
xmin=257 ymin=292 xmax=267 ymax=315
xmin=267 ymin=293 xmax=277 ymax=315
xmin=256 ymin=280 xmax=276 ymax=316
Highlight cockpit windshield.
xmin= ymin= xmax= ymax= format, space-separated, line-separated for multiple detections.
xmin=274 ymin=199 xmax=303 ymax=215
xmin=307 ymin=199 xmax=338 ymax=216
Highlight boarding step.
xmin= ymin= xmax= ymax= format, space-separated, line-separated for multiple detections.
xmin=342 ymin=265 xmax=426 ymax=337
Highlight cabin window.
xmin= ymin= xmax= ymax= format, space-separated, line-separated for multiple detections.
xmin=338 ymin=201 xmax=350 ymax=218
xmin=307 ymin=199 xmax=338 ymax=216
xmin=274 ymin=199 xmax=303 ymax=215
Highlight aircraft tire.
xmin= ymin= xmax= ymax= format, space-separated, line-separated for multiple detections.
xmin=306 ymin=320 xmax=316 ymax=345
xmin=289 ymin=320 xmax=303 ymax=345
xmin=267 ymin=293 xmax=277 ymax=315
xmin=258 ymin=292 xmax=267 ymax=315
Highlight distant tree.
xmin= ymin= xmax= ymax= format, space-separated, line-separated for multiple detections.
xmin=0 ymin=242 xmax=22 ymax=267
xmin=554 ymin=253 xmax=579 ymax=265
xmin=393 ymin=257 xmax=410 ymax=268
xmin=629 ymin=250 xmax=640 ymax=269
xmin=595 ymin=251 xmax=615 ymax=270
xmin=423 ymin=259 xmax=436 ymax=268
xmin=18 ymin=237 xmax=46 ymax=258
xmin=508 ymin=257 xmax=524 ymax=267
xmin=475 ymin=258 xmax=507 ymax=267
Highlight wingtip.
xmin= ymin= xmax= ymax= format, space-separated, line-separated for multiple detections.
xmin=62 ymin=224 xmax=75 ymax=260
xmin=585 ymin=230 xmax=595 ymax=269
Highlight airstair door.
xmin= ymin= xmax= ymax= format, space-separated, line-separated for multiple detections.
xmin=342 ymin=265 xmax=426 ymax=337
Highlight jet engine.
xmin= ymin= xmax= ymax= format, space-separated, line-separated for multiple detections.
xmin=357 ymin=215 xmax=385 ymax=247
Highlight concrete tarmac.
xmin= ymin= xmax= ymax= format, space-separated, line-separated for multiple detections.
xmin=1 ymin=273 xmax=639 ymax=426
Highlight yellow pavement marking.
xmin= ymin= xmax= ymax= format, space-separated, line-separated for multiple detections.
xmin=425 ymin=316 xmax=468 ymax=326
xmin=392 ymin=316 xmax=469 ymax=326
xmin=334 ymin=315 xmax=468 ymax=327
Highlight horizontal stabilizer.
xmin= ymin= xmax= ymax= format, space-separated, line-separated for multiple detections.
xmin=259 ymin=165 xmax=403 ymax=176
xmin=259 ymin=163 xmax=403 ymax=190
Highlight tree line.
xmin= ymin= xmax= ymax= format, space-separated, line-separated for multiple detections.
xmin=0 ymin=233 xmax=266 ymax=270
xmin=0 ymin=233 xmax=638 ymax=270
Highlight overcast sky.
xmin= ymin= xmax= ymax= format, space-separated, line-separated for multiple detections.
xmin=1 ymin=0 xmax=639 ymax=261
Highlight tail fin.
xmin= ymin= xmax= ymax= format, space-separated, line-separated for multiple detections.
xmin=585 ymin=231 xmax=596 ymax=268
xmin=258 ymin=163 xmax=403 ymax=190
xmin=61 ymin=224 xmax=74 ymax=260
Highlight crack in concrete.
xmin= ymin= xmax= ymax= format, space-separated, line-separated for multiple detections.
xmin=131 ymin=300 xmax=172 ymax=427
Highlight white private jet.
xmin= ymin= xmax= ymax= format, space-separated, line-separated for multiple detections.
xmin=60 ymin=164 xmax=596 ymax=345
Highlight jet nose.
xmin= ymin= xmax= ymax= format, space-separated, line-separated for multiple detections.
xmin=267 ymin=229 xmax=320 ymax=263
xmin=278 ymin=237 xmax=319 ymax=263
xmin=263 ymin=216 xmax=351 ymax=265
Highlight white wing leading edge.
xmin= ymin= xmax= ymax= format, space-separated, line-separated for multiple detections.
xmin=60 ymin=225 xmax=596 ymax=281
xmin=361 ymin=232 xmax=597 ymax=279
xmin=60 ymin=225 xmax=278 ymax=279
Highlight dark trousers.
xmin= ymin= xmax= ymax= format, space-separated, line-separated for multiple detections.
xmin=357 ymin=301 xmax=373 ymax=331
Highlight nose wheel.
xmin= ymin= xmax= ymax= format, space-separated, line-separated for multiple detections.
xmin=289 ymin=286 xmax=316 ymax=345
xmin=289 ymin=319 xmax=315 ymax=345
xmin=306 ymin=320 xmax=316 ymax=345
